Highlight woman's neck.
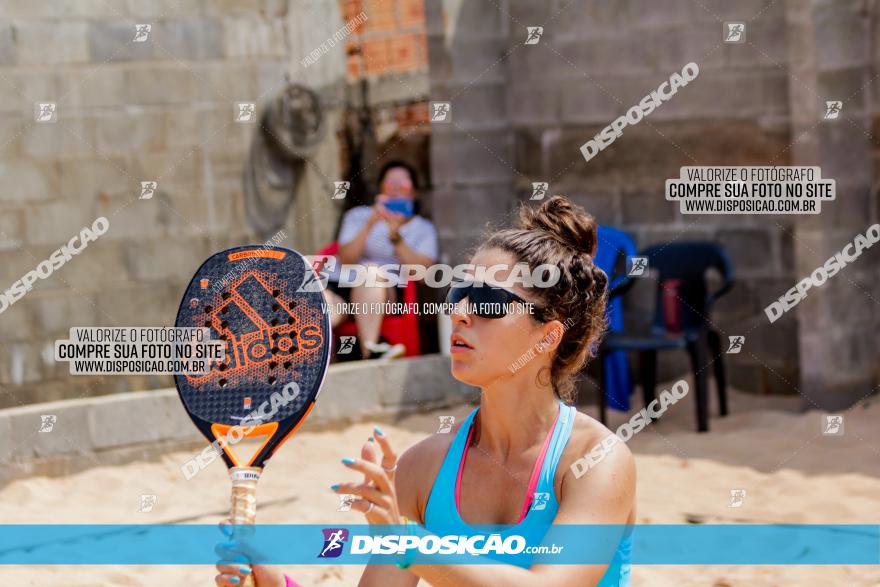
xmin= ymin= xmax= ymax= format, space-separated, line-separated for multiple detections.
xmin=474 ymin=379 xmax=560 ymax=460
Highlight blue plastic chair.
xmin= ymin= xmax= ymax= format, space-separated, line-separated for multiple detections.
xmin=596 ymin=241 xmax=735 ymax=432
xmin=593 ymin=226 xmax=637 ymax=412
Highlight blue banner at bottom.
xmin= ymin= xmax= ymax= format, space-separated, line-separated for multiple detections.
xmin=0 ymin=524 xmax=876 ymax=565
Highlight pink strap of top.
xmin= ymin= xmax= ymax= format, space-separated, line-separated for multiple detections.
xmin=284 ymin=575 xmax=302 ymax=587
xmin=455 ymin=407 xmax=560 ymax=524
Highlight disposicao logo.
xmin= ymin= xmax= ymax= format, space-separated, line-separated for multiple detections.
xmin=318 ymin=528 xmax=349 ymax=558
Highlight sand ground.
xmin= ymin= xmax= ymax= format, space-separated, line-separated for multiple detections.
xmin=0 ymin=383 xmax=878 ymax=586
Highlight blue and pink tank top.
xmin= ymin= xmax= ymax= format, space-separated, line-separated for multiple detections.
xmin=423 ymin=400 xmax=631 ymax=585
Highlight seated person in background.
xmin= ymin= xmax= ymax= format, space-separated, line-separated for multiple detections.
xmin=324 ymin=160 xmax=438 ymax=359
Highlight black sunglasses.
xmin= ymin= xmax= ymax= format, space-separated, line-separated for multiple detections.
xmin=444 ymin=281 xmax=548 ymax=321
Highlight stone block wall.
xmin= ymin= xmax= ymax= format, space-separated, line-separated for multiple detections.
xmin=1 ymin=0 xmax=877 ymax=410
xmin=426 ymin=0 xmax=879 ymax=405
xmin=0 ymin=0 xmax=351 ymax=407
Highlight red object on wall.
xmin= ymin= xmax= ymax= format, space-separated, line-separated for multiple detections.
xmin=315 ymin=242 xmax=421 ymax=357
xmin=661 ymin=278 xmax=683 ymax=334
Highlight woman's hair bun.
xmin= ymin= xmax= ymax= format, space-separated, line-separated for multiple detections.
xmin=481 ymin=194 xmax=608 ymax=404
xmin=519 ymin=195 xmax=598 ymax=256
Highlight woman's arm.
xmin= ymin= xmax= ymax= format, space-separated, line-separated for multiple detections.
xmin=338 ymin=207 xmax=381 ymax=265
xmin=383 ymin=214 xmax=437 ymax=268
xmin=391 ymin=237 xmax=434 ymax=267
xmin=343 ymin=432 xmax=427 ymax=587
xmin=358 ymin=557 xmax=420 ymax=587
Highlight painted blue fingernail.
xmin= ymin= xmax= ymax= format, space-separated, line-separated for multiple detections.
xmin=229 ymin=577 xmax=240 ymax=584
xmin=367 ymin=437 xmax=375 ymax=442
xmin=342 ymin=457 xmax=356 ymax=465
xmin=330 ymin=483 xmax=340 ymax=491
xmin=374 ymin=426 xmax=384 ymax=437
xmin=240 ymin=566 xmax=251 ymax=575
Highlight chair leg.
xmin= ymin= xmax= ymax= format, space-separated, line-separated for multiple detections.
xmin=687 ymin=333 xmax=710 ymax=433
xmin=707 ymin=330 xmax=729 ymax=417
xmin=639 ymin=350 xmax=657 ymax=419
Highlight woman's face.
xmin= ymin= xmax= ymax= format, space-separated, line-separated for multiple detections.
xmin=448 ymin=248 xmax=554 ymax=389
xmin=380 ymin=167 xmax=415 ymax=200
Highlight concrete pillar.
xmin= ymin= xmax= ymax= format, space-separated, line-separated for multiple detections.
xmin=785 ymin=0 xmax=879 ymax=409
xmin=426 ymin=0 xmax=515 ymax=264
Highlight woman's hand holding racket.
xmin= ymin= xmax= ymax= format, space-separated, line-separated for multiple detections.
xmin=332 ymin=427 xmax=403 ymax=525
xmin=214 ymin=520 xmax=286 ymax=587
xmin=215 ymin=425 xmax=403 ymax=586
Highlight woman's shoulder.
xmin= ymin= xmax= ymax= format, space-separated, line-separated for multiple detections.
xmin=561 ymin=408 xmax=635 ymax=477
xmin=397 ymin=420 xmax=461 ymax=476
xmin=409 ymin=214 xmax=436 ymax=231
xmin=343 ymin=205 xmax=372 ymax=219
xmin=557 ymin=408 xmax=637 ymax=524
xmin=338 ymin=207 xmax=373 ymax=236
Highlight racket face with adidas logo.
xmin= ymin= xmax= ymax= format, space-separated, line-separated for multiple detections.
xmin=173 ymin=245 xmax=331 ymax=470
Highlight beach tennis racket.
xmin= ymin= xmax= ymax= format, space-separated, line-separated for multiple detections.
xmin=174 ymin=245 xmax=331 ymax=585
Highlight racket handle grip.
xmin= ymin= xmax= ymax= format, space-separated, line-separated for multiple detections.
xmin=230 ymin=467 xmax=261 ymax=587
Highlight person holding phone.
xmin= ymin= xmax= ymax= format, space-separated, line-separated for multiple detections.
xmin=324 ymin=160 xmax=438 ymax=360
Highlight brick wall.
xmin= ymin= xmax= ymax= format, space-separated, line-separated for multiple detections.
xmin=342 ymin=0 xmax=427 ymax=78
xmin=338 ymin=0 xmax=430 ymax=181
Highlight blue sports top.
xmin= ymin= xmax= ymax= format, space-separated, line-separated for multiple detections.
xmin=423 ymin=400 xmax=631 ymax=585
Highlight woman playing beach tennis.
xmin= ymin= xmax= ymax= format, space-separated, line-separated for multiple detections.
xmin=215 ymin=195 xmax=635 ymax=586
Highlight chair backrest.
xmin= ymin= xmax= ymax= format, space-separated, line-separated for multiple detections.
xmin=315 ymin=241 xmax=339 ymax=256
xmin=641 ymin=241 xmax=734 ymax=332
xmin=595 ymin=225 xmax=638 ymax=293
xmin=312 ymin=241 xmax=340 ymax=274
